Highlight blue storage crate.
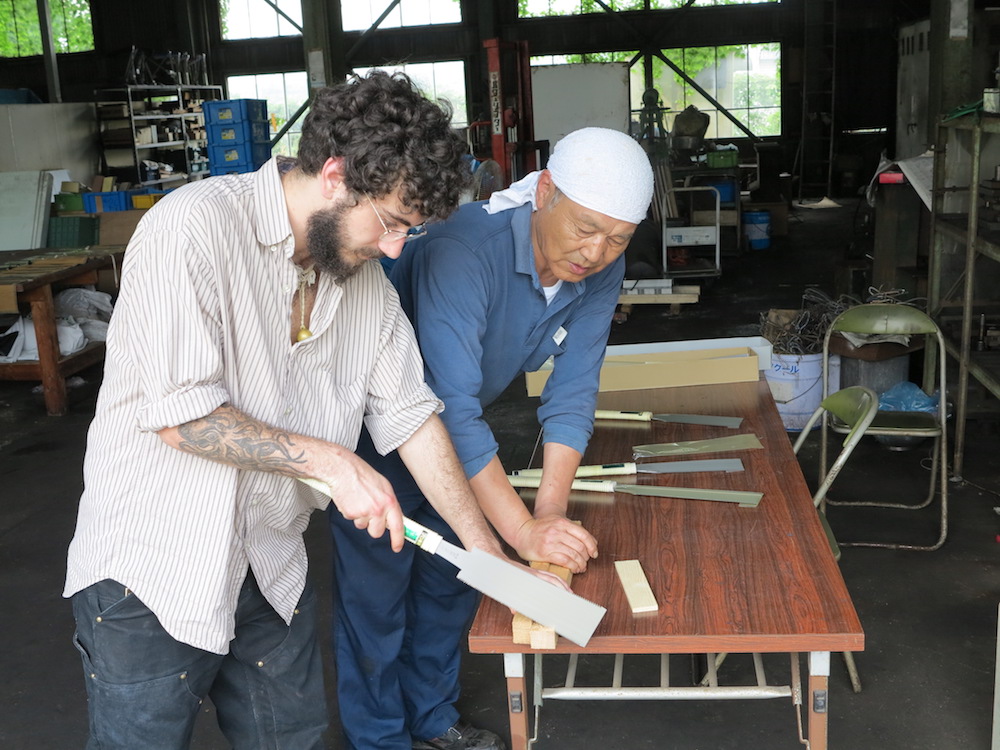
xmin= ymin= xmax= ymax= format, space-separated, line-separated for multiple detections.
xmin=208 ymin=120 xmax=270 ymax=145
xmin=203 ymin=99 xmax=267 ymax=125
xmin=210 ymin=141 xmax=271 ymax=168
xmin=83 ymin=191 xmax=129 ymax=213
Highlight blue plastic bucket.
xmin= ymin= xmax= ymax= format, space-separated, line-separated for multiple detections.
xmin=744 ymin=210 xmax=771 ymax=249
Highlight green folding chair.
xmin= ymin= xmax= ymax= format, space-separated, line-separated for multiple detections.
xmin=820 ymin=303 xmax=949 ymax=551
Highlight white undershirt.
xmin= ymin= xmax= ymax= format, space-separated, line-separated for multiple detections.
xmin=542 ymin=279 xmax=563 ymax=305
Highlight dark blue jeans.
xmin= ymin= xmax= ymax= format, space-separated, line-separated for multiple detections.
xmin=71 ymin=571 xmax=328 ymax=749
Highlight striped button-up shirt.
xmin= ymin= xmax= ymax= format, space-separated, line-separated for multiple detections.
xmin=64 ymin=158 xmax=441 ymax=654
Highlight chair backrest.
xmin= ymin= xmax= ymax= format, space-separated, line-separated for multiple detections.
xmin=793 ymin=386 xmax=879 ymax=507
xmin=822 ymin=303 xmax=947 ymax=421
xmin=829 ymin=303 xmax=939 ymax=337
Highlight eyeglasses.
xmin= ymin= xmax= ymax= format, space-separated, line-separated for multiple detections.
xmin=365 ymin=195 xmax=427 ymax=247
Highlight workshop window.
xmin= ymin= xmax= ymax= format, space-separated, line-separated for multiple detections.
xmin=532 ymin=44 xmax=779 ymax=138
xmin=226 ymin=71 xmax=308 ymax=156
xmin=519 ymin=0 xmax=777 ymax=17
xmin=650 ymin=43 xmax=781 ymax=138
xmin=0 ymin=0 xmax=93 ymax=57
xmin=342 ymin=0 xmax=461 ymax=31
xmin=352 ymin=62 xmax=469 ymax=128
xmin=220 ymin=0 xmax=302 ymax=39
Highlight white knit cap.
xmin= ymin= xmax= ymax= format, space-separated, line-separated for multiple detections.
xmin=484 ymin=127 xmax=654 ymax=224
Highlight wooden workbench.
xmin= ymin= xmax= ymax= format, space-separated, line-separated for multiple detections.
xmin=469 ymin=378 xmax=864 ymax=749
xmin=0 ymin=246 xmax=123 ymax=415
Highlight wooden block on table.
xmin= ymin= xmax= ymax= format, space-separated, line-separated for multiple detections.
xmin=511 ymin=560 xmax=574 ymax=649
xmin=511 ymin=612 xmax=533 ymax=645
xmin=528 ymin=620 xmax=559 ymax=650
xmin=614 ymin=559 xmax=658 ymax=614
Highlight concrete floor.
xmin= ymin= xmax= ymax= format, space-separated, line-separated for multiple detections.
xmin=2 ymin=197 xmax=998 ymax=749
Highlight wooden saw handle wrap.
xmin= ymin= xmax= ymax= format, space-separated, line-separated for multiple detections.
xmin=506 ymin=475 xmax=618 ymax=492
xmin=512 ymin=463 xmax=637 ymax=478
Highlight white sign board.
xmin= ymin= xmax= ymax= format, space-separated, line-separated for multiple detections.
xmin=530 ymin=63 xmax=631 ymax=158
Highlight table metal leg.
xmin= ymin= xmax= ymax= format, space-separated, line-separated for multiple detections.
xmin=504 ymin=653 xmax=530 ymax=750
xmin=808 ymin=651 xmax=831 ymax=750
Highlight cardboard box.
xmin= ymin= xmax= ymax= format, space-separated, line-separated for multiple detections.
xmin=97 ymin=209 xmax=147 ymax=247
xmin=606 ymin=336 xmax=772 ymax=368
xmin=525 ymin=343 xmax=761 ymax=397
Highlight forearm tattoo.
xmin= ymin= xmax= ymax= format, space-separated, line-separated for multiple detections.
xmin=176 ymin=407 xmax=307 ymax=473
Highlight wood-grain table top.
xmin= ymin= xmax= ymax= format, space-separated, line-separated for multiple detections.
xmin=468 ymin=378 xmax=864 ymax=655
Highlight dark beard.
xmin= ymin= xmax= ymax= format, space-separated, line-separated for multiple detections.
xmin=306 ymin=202 xmax=380 ymax=283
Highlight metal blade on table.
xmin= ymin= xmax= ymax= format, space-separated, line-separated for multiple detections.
xmin=633 ymin=433 xmax=764 ymax=457
xmin=636 ymin=458 xmax=744 ymax=473
xmin=614 ymin=483 xmax=763 ymax=508
xmin=511 ymin=458 xmax=744 ymax=478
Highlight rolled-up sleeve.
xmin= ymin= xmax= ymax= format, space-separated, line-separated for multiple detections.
xmin=114 ymin=220 xmax=231 ymax=433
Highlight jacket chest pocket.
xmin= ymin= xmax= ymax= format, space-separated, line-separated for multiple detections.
xmin=523 ymin=326 xmax=567 ymax=373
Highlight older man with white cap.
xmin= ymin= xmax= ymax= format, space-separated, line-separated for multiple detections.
xmin=329 ymin=127 xmax=654 ymax=750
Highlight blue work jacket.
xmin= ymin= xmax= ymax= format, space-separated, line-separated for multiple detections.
xmin=389 ymin=201 xmax=624 ymax=479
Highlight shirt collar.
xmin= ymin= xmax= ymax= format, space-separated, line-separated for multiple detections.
xmin=512 ymin=203 xmax=536 ymax=280
xmin=252 ymin=157 xmax=295 ymax=257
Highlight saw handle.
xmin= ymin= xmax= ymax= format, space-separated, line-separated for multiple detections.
xmin=594 ymin=409 xmax=652 ymax=422
xmin=297 ymin=477 xmax=442 ymax=554
xmin=507 ymin=475 xmax=618 ymax=493
xmin=512 ymin=462 xmax=637 ymax=478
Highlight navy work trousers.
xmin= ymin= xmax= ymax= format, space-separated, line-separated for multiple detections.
xmin=329 ymin=429 xmax=480 ymax=750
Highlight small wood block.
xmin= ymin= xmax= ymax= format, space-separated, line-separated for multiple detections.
xmin=511 ymin=560 xmax=574 ymax=648
xmin=528 ymin=621 xmax=558 ymax=649
xmin=511 ymin=612 xmax=533 ymax=644
xmin=614 ymin=559 xmax=658 ymax=614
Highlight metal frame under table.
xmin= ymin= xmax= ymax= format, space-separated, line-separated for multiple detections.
xmin=468 ymin=378 xmax=864 ymax=750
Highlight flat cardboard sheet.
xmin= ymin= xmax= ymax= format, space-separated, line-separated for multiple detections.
xmin=526 ymin=345 xmax=759 ymax=397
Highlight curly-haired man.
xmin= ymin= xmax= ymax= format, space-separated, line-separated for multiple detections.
xmin=64 ymin=70 xmax=505 ymax=749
